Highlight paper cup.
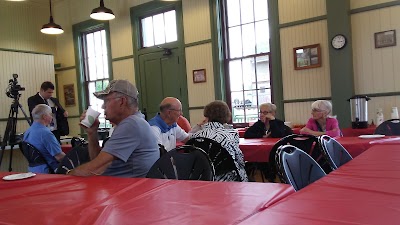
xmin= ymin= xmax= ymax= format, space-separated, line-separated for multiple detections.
xmin=80 ymin=107 xmax=101 ymax=127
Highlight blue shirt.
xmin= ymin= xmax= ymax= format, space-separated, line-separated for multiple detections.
xmin=23 ymin=121 xmax=62 ymax=173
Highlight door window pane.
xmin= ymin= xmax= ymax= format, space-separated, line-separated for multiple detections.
xmin=141 ymin=10 xmax=177 ymax=48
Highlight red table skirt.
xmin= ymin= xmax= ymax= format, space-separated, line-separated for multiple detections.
xmin=239 ymin=136 xmax=400 ymax=162
xmin=240 ymin=144 xmax=400 ymax=225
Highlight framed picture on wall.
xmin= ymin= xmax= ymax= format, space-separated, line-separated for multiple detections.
xmin=63 ymin=84 xmax=75 ymax=106
xmin=293 ymin=44 xmax=321 ymax=70
xmin=193 ymin=69 xmax=206 ymax=83
xmin=374 ymin=30 xmax=396 ymax=48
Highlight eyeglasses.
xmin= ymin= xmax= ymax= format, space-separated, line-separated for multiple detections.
xmin=169 ymin=108 xmax=183 ymax=114
xmin=103 ymin=96 xmax=121 ymax=106
xmin=259 ymin=111 xmax=273 ymax=115
xmin=312 ymin=108 xmax=323 ymax=112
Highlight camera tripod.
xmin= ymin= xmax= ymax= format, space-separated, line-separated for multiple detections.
xmin=0 ymin=95 xmax=31 ymax=171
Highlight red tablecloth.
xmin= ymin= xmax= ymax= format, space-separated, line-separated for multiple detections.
xmin=61 ymin=144 xmax=72 ymax=153
xmin=239 ymin=136 xmax=400 ymax=162
xmin=341 ymin=126 xmax=376 ymax=137
xmin=239 ymin=144 xmax=400 ymax=225
xmin=0 ymin=173 xmax=294 ymax=225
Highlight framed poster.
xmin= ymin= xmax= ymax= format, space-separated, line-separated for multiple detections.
xmin=293 ymin=44 xmax=321 ymax=70
xmin=374 ymin=30 xmax=396 ymax=48
xmin=193 ymin=69 xmax=206 ymax=83
xmin=63 ymin=84 xmax=75 ymax=106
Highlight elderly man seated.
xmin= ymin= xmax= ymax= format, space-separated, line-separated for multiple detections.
xmin=23 ymin=104 xmax=65 ymax=173
xmin=148 ymin=97 xmax=190 ymax=151
xmin=68 ymin=80 xmax=159 ymax=177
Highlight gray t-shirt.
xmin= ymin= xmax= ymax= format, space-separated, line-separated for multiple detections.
xmin=102 ymin=112 xmax=159 ymax=177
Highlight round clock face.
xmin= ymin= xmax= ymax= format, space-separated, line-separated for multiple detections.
xmin=331 ymin=35 xmax=346 ymax=49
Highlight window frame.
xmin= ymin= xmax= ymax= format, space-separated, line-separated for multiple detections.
xmin=73 ymin=20 xmax=113 ymax=131
xmin=220 ymin=0 xmax=273 ymax=127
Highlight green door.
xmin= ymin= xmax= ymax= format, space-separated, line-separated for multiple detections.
xmin=138 ymin=48 xmax=188 ymax=119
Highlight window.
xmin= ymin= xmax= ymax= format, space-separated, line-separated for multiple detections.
xmin=141 ymin=10 xmax=178 ymax=47
xmin=81 ymin=29 xmax=111 ymax=128
xmin=222 ymin=0 xmax=272 ymax=125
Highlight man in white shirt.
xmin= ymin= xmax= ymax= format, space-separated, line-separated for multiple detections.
xmin=148 ymin=97 xmax=190 ymax=151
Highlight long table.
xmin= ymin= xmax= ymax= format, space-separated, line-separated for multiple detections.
xmin=240 ymin=136 xmax=400 ymax=162
xmin=238 ymin=144 xmax=400 ymax=224
xmin=0 ymin=173 xmax=294 ymax=224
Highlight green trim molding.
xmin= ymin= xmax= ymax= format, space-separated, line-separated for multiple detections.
xmin=184 ymin=39 xmax=212 ymax=48
xmin=210 ymin=0 xmax=225 ymax=101
xmin=112 ymin=55 xmax=134 ymax=62
xmin=72 ymin=19 xmax=113 ymax=115
xmin=283 ymin=97 xmax=332 ymax=104
xmin=269 ymin=0 xmax=284 ymax=120
xmin=279 ymin=15 xmax=327 ymax=29
xmin=188 ymin=106 xmax=205 ymax=110
xmin=363 ymin=92 xmax=400 ymax=98
xmin=326 ymin=0 xmax=354 ymax=128
xmin=55 ymin=66 xmax=76 ymax=72
xmin=350 ymin=1 xmax=400 ymax=14
xmin=0 ymin=48 xmax=53 ymax=56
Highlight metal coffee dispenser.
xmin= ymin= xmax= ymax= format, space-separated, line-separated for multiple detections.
xmin=348 ymin=95 xmax=371 ymax=129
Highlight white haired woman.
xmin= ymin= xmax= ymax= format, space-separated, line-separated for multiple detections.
xmin=300 ymin=100 xmax=341 ymax=137
xmin=244 ymin=103 xmax=292 ymax=138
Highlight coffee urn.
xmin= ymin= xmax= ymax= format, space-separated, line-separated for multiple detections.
xmin=348 ymin=95 xmax=371 ymax=129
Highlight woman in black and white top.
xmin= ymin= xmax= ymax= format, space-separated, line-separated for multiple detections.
xmin=190 ymin=100 xmax=248 ymax=182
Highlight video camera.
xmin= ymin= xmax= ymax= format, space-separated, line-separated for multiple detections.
xmin=6 ymin=74 xmax=25 ymax=99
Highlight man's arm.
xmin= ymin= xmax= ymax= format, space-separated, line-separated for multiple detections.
xmin=27 ymin=96 xmax=38 ymax=121
xmin=68 ymin=152 xmax=114 ymax=176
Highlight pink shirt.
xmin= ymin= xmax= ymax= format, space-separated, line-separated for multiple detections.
xmin=301 ymin=117 xmax=341 ymax=137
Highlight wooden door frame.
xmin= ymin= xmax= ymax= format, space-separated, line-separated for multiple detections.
xmin=130 ymin=1 xmax=188 ymax=118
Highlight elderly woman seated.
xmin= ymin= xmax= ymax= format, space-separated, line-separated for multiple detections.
xmin=244 ymin=103 xmax=292 ymax=138
xmin=190 ymin=100 xmax=248 ymax=182
xmin=300 ymin=100 xmax=341 ymax=137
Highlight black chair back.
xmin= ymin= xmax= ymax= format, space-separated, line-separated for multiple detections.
xmin=278 ymin=145 xmax=326 ymax=191
xmin=186 ymin=137 xmax=242 ymax=181
xmin=318 ymin=135 xmax=352 ymax=170
xmin=374 ymin=119 xmax=400 ymax=135
xmin=269 ymin=134 xmax=331 ymax=182
xmin=19 ymin=141 xmax=55 ymax=174
xmin=56 ymin=143 xmax=90 ymax=174
xmin=146 ymin=145 xmax=215 ymax=181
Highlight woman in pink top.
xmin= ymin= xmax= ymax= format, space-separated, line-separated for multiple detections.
xmin=300 ymin=100 xmax=341 ymax=137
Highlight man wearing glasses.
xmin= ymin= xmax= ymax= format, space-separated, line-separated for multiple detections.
xmin=244 ymin=103 xmax=292 ymax=138
xmin=148 ymin=97 xmax=190 ymax=152
xmin=68 ymin=80 xmax=159 ymax=177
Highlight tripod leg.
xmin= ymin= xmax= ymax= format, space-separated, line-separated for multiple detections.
xmin=0 ymin=107 xmax=16 ymax=168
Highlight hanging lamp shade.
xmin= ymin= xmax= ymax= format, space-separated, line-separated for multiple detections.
xmin=90 ymin=0 xmax=115 ymax=20
xmin=41 ymin=0 xmax=63 ymax=35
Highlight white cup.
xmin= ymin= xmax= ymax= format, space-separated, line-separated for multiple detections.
xmin=391 ymin=107 xmax=399 ymax=119
xmin=80 ymin=107 xmax=101 ymax=127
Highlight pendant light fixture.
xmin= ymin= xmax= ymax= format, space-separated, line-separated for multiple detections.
xmin=41 ymin=0 xmax=64 ymax=35
xmin=90 ymin=0 xmax=115 ymax=21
